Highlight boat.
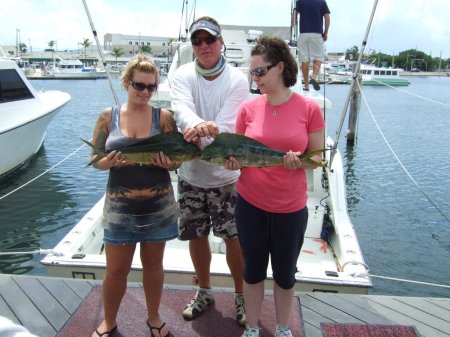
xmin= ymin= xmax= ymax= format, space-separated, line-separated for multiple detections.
xmin=27 ymin=59 xmax=107 ymax=80
xmin=330 ymin=63 xmax=410 ymax=86
xmin=0 ymin=59 xmax=71 ymax=178
xmin=41 ymin=32 xmax=372 ymax=294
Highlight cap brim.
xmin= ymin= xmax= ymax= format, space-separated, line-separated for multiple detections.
xmin=191 ymin=27 xmax=219 ymax=36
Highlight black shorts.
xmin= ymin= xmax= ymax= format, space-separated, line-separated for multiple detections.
xmin=235 ymin=194 xmax=308 ymax=289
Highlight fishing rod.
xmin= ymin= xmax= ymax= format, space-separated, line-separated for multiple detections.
xmin=81 ymin=0 xmax=120 ymax=106
xmin=329 ymin=0 xmax=379 ymax=167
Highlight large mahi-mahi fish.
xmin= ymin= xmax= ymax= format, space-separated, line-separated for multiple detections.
xmin=81 ymin=131 xmax=201 ymax=166
xmin=200 ymin=133 xmax=328 ymax=168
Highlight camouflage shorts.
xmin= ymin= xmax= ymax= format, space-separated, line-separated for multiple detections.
xmin=177 ymin=178 xmax=238 ymax=240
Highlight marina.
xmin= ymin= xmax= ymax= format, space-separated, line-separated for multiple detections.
xmin=1 ymin=1 xmax=450 ymax=336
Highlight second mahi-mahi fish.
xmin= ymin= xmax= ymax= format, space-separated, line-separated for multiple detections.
xmin=200 ymin=133 xmax=328 ymax=168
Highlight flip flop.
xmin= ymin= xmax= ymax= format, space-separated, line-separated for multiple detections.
xmin=94 ymin=325 xmax=117 ymax=337
xmin=302 ymin=87 xmax=309 ymax=91
xmin=147 ymin=320 xmax=174 ymax=337
xmin=310 ymin=78 xmax=320 ymax=90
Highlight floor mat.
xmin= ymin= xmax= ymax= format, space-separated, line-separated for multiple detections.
xmin=58 ymin=286 xmax=304 ymax=337
xmin=321 ymin=323 xmax=420 ymax=337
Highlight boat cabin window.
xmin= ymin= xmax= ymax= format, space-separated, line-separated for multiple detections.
xmin=380 ymin=70 xmax=386 ymax=75
xmin=392 ymin=71 xmax=398 ymax=75
xmin=0 ymin=69 xmax=34 ymax=103
xmin=374 ymin=70 xmax=379 ymax=75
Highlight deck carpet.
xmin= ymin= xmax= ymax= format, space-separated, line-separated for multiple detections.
xmin=58 ymin=286 xmax=304 ymax=337
xmin=321 ymin=323 xmax=420 ymax=337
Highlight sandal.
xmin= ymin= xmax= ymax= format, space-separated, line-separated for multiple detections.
xmin=302 ymin=87 xmax=309 ymax=91
xmin=146 ymin=320 xmax=174 ymax=337
xmin=310 ymin=78 xmax=320 ymax=90
xmin=94 ymin=325 xmax=117 ymax=337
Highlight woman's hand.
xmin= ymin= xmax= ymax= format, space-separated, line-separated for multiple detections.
xmin=155 ymin=151 xmax=181 ymax=171
xmin=98 ymin=150 xmax=127 ymax=170
xmin=283 ymin=151 xmax=302 ymax=170
xmin=224 ymin=156 xmax=242 ymax=170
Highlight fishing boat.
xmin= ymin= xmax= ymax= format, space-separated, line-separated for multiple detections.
xmin=27 ymin=59 xmax=107 ymax=79
xmin=41 ymin=33 xmax=372 ymax=294
xmin=0 ymin=59 xmax=71 ymax=178
xmin=330 ymin=63 xmax=410 ymax=86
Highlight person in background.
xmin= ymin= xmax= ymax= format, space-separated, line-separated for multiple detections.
xmin=170 ymin=16 xmax=249 ymax=326
xmin=224 ymin=36 xmax=325 ymax=337
xmin=293 ymin=0 xmax=330 ymax=91
xmin=90 ymin=54 xmax=178 ymax=337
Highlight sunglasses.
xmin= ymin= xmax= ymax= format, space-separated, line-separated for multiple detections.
xmin=250 ymin=64 xmax=277 ymax=77
xmin=190 ymin=36 xmax=219 ymax=46
xmin=129 ymin=80 xmax=158 ymax=92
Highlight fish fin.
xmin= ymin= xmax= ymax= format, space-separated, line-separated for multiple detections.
xmin=80 ymin=138 xmax=106 ymax=166
xmin=129 ymin=131 xmax=184 ymax=147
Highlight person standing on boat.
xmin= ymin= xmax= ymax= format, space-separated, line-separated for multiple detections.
xmin=293 ymin=0 xmax=330 ymax=91
xmin=89 ymin=54 xmax=178 ymax=337
xmin=170 ymin=16 xmax=249 ymax=326
xmin=224 ymin=36 xmax=325 ymax=337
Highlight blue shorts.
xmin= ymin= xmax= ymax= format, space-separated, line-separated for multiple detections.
xmin=235 ymin=194 xmax=308 ymax=289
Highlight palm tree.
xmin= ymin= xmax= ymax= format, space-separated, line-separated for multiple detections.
xmin=48 ymin=40 xmax=56 ymax=63
xmin=18 ymin=42 xmax=27 ymax=54
xmin=81 ymin=38 xmax=92 ymax=55
xmin=139 ymin=45 xmax=152 ymax=54
xmin=111 ymin=47 xmax=124 ymax=63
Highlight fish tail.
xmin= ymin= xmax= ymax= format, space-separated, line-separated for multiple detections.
xmin=299 ymin=148 xmax=329 ymax=168
xmin=80 ymin=138 xmax=105 ymax=166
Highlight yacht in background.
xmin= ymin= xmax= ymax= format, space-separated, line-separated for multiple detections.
xmin=0 ymin=59 xmax=71 ymax=178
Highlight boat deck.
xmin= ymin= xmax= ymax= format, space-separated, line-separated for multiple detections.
xmin=1 ymin=274 xmax=449 ymax=337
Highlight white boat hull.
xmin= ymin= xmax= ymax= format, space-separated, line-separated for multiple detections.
xmin=42 ymin=146 xmax=372 ymax=294
xmin=0 ymin=60 xmax=71 ymax=178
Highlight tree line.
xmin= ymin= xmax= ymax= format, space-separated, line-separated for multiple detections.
xmin=345 ymin=46 xmax=449 ymax=71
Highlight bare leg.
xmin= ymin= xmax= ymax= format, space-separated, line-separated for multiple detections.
xmin=91 ymin=244 xmax=135 ymax=337
xmin=243 ymin=280 xmax=265 ymax=327
xmin=274 ymin=282 xmax=294 ymax=328
xmin=312 ymin=59 xmax=322 ymax=81
xmin=224 ymin=238 xmax=244 ymax=293
xmin=141 ymin=242 xmax=170 ymax=337
xmin=189 ymin=236 xmax=211 ymax=288
xmin=301 ymin=62 xmax=310 ymax=89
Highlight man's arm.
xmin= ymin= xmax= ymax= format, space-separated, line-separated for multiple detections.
xmin=323 ymin=13 xmax=330 ymax=41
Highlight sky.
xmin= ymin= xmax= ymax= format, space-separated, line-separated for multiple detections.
xmin=0 ymin=0 xmax=449 ymax=58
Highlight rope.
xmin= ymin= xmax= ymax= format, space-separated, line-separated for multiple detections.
xmin=0 ymin=249 xmax=63 ymax=256
xmin=0 ymin=142 xmax=88 ymax=201
xmin=349 ymin=272 xmax=450 ymax=289
xmin=356 ymin=80 xmax=450 ymax=224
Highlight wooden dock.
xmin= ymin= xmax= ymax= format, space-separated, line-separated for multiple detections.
xmin=0 ymin=274 xmax=449 ymax=337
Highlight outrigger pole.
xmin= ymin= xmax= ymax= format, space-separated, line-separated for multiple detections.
xmin=81 ymin=0 xmax=120 ymax=106
xmin=329 ymin=0 xmax=379 ymax=167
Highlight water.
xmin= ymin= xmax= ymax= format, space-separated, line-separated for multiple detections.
xmin=0 ymin=75 xmax=449 ymax=298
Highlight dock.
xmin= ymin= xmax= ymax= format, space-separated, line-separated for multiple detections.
xmin=0 ymin=274 xmax=449 ymax=336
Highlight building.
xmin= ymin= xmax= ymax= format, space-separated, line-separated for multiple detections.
xmin=103 ymin=33 xmax=172 ymax=57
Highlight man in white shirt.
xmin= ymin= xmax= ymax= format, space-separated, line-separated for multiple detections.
xmin=170 ymin=16 xmax=249 ymax=326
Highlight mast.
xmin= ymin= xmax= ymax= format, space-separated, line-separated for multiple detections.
xmin=81 ymin=0 xmax=120 ymax=106
xmin=329 ymin=0 xmax=379 ymax=167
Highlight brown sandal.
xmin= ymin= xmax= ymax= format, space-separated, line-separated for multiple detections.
xmin=146 ymin=320 xmax=174 ymax=337
xmin=94 ymin=325 xmax=117 ymax=337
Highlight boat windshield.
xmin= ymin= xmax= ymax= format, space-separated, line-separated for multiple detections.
xmin=0 ymin=69 xmax=34 ymax=103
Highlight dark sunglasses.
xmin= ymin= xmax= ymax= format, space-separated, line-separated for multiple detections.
xmin=250 ymin=64 xmax=277 ymax=77
xmin=190 ymin=36 xmax=219 ymax=46
xmin=130 ymin=80 xmax=158 ymax=92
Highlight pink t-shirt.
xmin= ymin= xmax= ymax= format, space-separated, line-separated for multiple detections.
xmin=236 ymin=92 xmax=325 ymax=213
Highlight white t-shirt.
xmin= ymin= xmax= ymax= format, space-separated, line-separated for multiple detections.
xmin=171 ymin=62 xmax=249 ymax=188
xmin=0 ymin=317 xmax=39 ymax=337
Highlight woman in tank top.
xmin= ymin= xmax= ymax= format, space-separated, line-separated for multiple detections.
xmin=89 ymin=54 xmax=178 ymax=337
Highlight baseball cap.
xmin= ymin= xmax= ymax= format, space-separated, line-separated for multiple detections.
xmin=189 ymin=19 xmax=221 ymax=36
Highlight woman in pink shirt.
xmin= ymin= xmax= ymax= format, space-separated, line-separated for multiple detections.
xmin=225 ymin=36 xmax=325 ymax=337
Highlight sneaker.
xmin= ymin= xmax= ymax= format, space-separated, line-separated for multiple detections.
xmin=241 ymin=325 xmax=260 ymax=337
xmin=275 ymin=324 xmax=293 ymax=337
xmin=182 ymin=288 xmax=214 ymax=320
xmin=235 ymin=293 xmax=247 ymax=326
